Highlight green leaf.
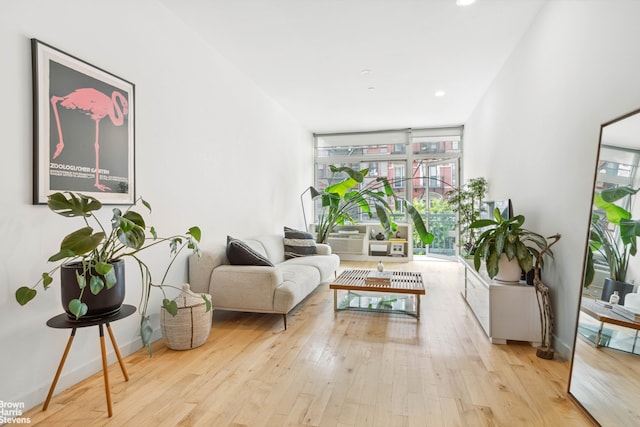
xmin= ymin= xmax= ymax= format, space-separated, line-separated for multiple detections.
xmin=619 ymin=219 xmax=640 ymax=256
xmin=111 ymin=208 xmax=123 ymax=229
xmin=95 ymin=261 xmax=112 ymax=275
xmin=123 ymin=210 xmax=146 ymax=228
xmin=486 ymin=249 xmax=499 ymax=278
xmin=584 ymin=249 xmax=595 ymax=287
xmin=140 ymin=316 xmax=153 ymax=350
xmin=68 ymin=299 xmax=88 ymax=319
xmin=75 ymin=270 xmax=86 ymax=289
xmin=16 ymin=287 xmax=37 ymax=305
xmin=495 ymin=229 xmax=506 ymax=256
xmin=163 ymin=299 xmax=179 ymax=316
xmin=325 ymin=176 xmax=360 ymax=198
xmin=48 ymin=249 xmax=76 ymax=262
xmin=117 ymin=214 xmax=134 ymax=232
xmin=329 ymin=165 xmax=367 ymax=182
xmin=347 ymin=191 xmax=372 ymax=215
xmin=376 ymin=177 xmax=394 ymax=197
xmin=90 ymin=276 xmax=104 ymax=295
xmin=202 ymin=294 xmax=212 ymax=312
xmin=516 ymin=241 xmax=533 ymax=272
xmin=188 ymin=226 xmax=201 ymax=242
xmin=42 ymin=273 xmax=53 ymax=289
xmin=601 ymin=186 xmax=640 ymax=203
xmin=117 ymin=224 xmax=146 ymax=249
xmin=150 ymin=226 xmax=157 ymax=240
xmin=48 ymin=192 xmax=101 ymax=217
xmin=470 ymin=219 xmax=497 ymax=229
xmin=503 ymin=240 xmax=517 ymax=260
xmin=141 ymin=198 xmax=152 ymax=213
xmin=56 ymin=227 xmax=105 ymax=257
xmin=509 ymin=214 xmax=525 ymax=228
xmin=104 ymin=266 xmax=117 ymax=289
xmin=493 ymin=207 xmax=503 ymax=222
xmin=594 ymin=193 xmax=631 ymax=224
xmin=406 ymin=201 xmax=434 ymax=245
xmin=374 ymin=201 xmax=395 ymax=238
xmin=473 ymin=249 xmax=482 ymax=271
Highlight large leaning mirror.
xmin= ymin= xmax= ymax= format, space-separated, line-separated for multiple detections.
xmin=569 ymin=108 xmax=640 ymax=426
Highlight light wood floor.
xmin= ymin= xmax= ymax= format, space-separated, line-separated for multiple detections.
xmin=569 ymin=312 xmax=640 ymax=426
xmin=23 ymin=260 xmax=594 ymax=426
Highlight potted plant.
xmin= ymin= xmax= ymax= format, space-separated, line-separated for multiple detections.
xmin=585 ymin=185 xmax=640 ymax=304
xmin=314 ymin=165 xmax=434 ymax=246
xmin=445 ymin=177 xmax=487 ymax=256
xmin=470 ymin=208 xmax=551 ymax=282
xmin=15 ymin=192 xmax=210 ymax=353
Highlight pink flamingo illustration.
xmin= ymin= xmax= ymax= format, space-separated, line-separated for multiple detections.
xmin=51 ymin=88 xmax=129 ymax=191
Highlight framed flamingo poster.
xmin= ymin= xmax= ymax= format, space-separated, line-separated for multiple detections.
xmin=32 ymin=39 xmax=135 ymax=205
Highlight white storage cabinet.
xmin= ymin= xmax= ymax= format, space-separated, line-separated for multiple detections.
xmin=460 ymin=257 xmax=541 ymax=346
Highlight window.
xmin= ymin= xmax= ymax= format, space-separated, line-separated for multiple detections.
xmin=314 ymin=127 xmax=463 ymax=257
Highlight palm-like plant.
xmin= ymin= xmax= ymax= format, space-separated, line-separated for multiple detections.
xmin=585 ymin=186 xmax=640 ymax=286
xmin=314 ymin=166 xmax=434 ymax=246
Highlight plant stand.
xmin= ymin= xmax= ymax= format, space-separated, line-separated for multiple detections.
xmin=42 ymin=304 xmax=135 ymax=417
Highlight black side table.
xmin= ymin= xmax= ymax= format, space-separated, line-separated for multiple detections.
xmin=43 ymin=304 xmax=135 ymax=417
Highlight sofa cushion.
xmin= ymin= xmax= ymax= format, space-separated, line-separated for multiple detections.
xmin=284 ymin=226 xmax=318 ymax=259
xmin=283 ymin=253 xmax=340 ymax=282
xmin=226 ymin=236 xmax=274 ymax=267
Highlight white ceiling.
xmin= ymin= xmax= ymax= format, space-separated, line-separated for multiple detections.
xmin=159 ymin=0 xmax=546 ymax=134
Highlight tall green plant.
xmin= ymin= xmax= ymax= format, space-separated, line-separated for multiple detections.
xmin=314 ymin=166 xmax=434 ymax=246
xmin=446 ymin=177 xmax=487 ymax=254
xmin=585 ymin=186 xmax=640 ymax=286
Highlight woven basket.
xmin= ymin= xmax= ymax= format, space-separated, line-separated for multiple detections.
xmin=161 ymin=284 xmax=212 ymax=350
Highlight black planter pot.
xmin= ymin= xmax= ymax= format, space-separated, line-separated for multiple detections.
xmin=60 ymin=259 xmax=126 ymax=319
xmin=601 ymin=278 xmax=635 ymax=305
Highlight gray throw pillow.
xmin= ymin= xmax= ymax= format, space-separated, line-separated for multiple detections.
xmin=226 ymin=236 xmax=274 ymax=266
xmin=284 ymin=226 xmax=318 ymax=259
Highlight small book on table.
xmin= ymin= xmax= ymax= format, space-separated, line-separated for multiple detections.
xmin=365 ymin=271 xmax=393 ymax=286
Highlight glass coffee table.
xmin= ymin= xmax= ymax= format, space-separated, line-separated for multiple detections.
xmin=329 ymin=269 xmax=425 ymax=319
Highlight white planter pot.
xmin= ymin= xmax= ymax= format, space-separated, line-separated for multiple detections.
xmin=495 ymin=254 xmax=522 ymax=283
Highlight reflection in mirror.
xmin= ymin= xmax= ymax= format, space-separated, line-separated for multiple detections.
xmin=569 ymin=108 xmax=640 ymax=426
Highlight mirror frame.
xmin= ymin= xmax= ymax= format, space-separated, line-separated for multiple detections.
xmin=566 ymin=107 xmax=640 ymax=425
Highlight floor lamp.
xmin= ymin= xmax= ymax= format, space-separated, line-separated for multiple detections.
xmin=300 ymin=186 xmax=321 ymax=232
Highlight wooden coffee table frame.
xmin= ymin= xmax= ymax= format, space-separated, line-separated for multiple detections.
xmin=329 ymin=269 xmax=425 ymax=319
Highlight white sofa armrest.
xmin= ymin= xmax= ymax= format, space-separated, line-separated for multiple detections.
xmin=316 ymin=243 xmax=332 ymax=255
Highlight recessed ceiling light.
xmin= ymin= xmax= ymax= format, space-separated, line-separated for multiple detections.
xmin=361 ymin=69 xmax=372 ymax=75
xmin=456 ymin=0 xmax=476 ymax=6
xmin=368 ymin=86 xmax=376 ymax=91
xmin=434 ymin=90 xmax=446 ymax=97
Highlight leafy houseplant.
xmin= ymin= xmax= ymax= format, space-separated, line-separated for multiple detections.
xmin=585 ymin=186 xmax=640 ymax=287
xmin=314 ymin=166 xmax=434 ymax=246
xmin=470 ymin=208 xmax=551 ymax=280
xmin=445 ymin=177 xmax=487 ymax=255
xmin=15 ymin=192 xmax=210 ymax=353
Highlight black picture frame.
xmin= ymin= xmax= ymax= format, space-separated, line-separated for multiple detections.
xmin=32 ymin=39 xmax=135 ymax=205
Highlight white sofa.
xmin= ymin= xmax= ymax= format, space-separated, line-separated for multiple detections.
xmin=188 ymin=234 xmax=340 ymax=328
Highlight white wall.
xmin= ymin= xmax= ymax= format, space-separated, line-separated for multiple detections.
xmin=464 ymin=0 xmax=640 ymax=357
xmin=0 ymin=0 xmax=313 ymax=410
